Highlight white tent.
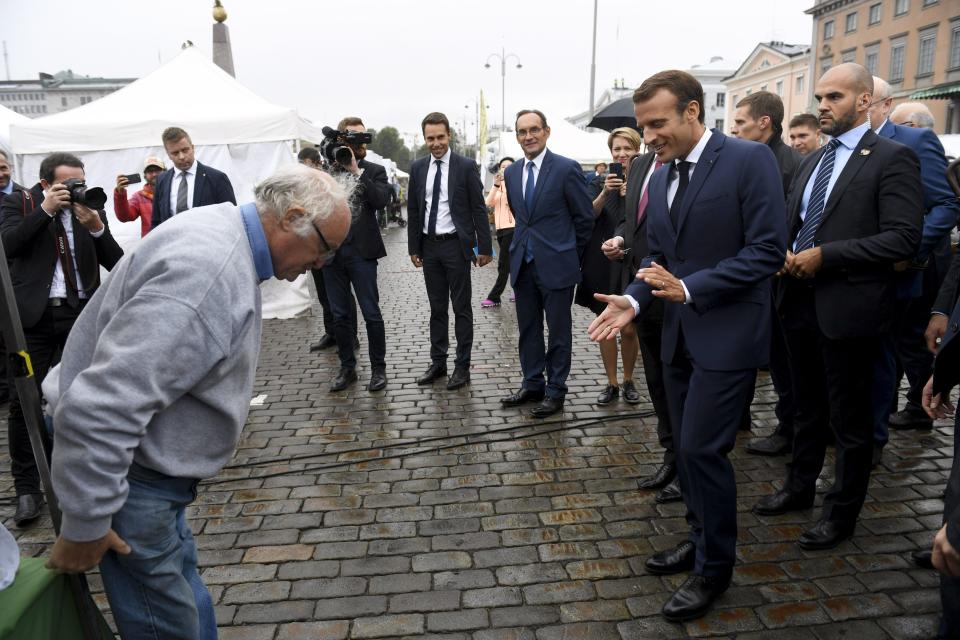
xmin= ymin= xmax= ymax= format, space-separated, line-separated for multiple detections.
xmin=10 ymin=47 xmax=327 ymax=318
xmin=0 ymin=104 xmax=29 ymax=160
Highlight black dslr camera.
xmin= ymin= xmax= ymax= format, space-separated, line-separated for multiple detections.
xmin=61 ymin=178 xmax=107 ymax=209
xmin=320 ymin=126 xmax=373 ymax=166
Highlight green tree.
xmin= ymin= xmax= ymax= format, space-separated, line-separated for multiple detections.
xmin=369 ymin=126 xmax=413 ymax=172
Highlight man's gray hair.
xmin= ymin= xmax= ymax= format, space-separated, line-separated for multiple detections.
xmin=253 ymin=164 xmax=351 ymax=237
xmin=891 ymin=102 xmax=935 ymax=128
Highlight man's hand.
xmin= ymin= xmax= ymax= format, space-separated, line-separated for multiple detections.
xmin=46 ymin=529 xmax=130 ymax=573
xmin=776 ymin=251 xmax=795 ymax=277
xmin=787 ymin=247 xmax=823 ymax=279
xmin=637 ymin=261 xmax=686 ymax=303
xmin=341 ymin=148 xmax=361 ymax=176
xmin=74 ymin=204 xmax=104 ymax=233
xmin=474 ymin=254 xmax=492 ymax=267
xmin=588 ymin=294 xmax=637 ymax=341
xmin=601 ymin=236 xmax=625 ymax=261
xmin=115 ymin=174 xmax=129 ymax=191
xmin=410 ymin=255 xmax=422 ymax=268
xmin=932 ymin=524 xmax=960 ymax=578
xmin=41 ymin=183 xmax=71 ymax=215
xmin=921 ymin=374 xmax=955 ymax=420
xmin=925 ymin=314 xmax=948 ymax=354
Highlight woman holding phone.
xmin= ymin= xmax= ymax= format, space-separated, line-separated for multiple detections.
xmin=575 ymin=127 xmax=642 ymax=405
xmin=481 ymin=157 xmax=516 ymax=308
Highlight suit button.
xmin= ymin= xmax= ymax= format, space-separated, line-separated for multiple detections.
xmin=953 ymin=323 xmax=959 ymax=332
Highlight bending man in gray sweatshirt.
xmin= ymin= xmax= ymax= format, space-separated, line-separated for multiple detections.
xmin=45 ymin=164 xmax=351 ymax=640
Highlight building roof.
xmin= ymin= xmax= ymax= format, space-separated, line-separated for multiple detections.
xmin=690 ymin=56 xmax=735 ymax=73
xmin=0 ymin=70 xmax=135 ymax=91
xmin=725 ymin=42 xmax=811 ymax=82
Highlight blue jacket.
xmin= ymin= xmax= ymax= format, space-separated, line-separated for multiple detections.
xmin=151 ymin=162 xmax=236 ymax=230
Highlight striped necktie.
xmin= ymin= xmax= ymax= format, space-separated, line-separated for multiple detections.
xmin=794 ymin=139 xmax=841 ymax=252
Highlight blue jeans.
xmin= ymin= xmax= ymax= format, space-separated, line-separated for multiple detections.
xmin=99 ymin=463 xmax=216 ymax=640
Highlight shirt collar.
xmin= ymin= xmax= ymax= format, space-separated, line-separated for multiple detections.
xmin=179 ymin=160 xmax=198 ymax=177
xmin=836 ymin=120 xmax=871 ymax=151
xmin=526 ymin=148 xmax=547 ymax=171
xmin=432 ymin=148 xmax=452 ymax=165
xmin=677 ymin=128 xmax=712 ymax=167
xmin=238 ymin=203 xmax=274 ymax=282
xmin=874 ymin=118 xmax=890 ymax=135
xmin=0 ymin=181 xmax=12 ymax=195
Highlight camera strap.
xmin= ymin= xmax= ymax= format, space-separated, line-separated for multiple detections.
xmin=52 ymin=215 xmax=82 ymax=308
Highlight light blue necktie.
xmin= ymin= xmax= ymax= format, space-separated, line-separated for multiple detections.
xmin=524 ymin=161 xmax=536 ymax=263
xmin=794 ymin=139 xmax=841 ymax=252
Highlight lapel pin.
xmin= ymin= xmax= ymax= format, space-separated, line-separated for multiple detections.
xmin=859 ymin=149 xmax=871 ymax=156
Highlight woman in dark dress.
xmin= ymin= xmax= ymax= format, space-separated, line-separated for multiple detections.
xmin=575 ymin=127 xmax=643 ymax=405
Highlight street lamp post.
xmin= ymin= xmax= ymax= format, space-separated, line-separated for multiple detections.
xmin=485 ymin=48 xmax=522 ymax=152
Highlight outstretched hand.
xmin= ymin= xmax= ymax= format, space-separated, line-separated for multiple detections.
xmin=588 ymin=294 xmax=637 ymax=341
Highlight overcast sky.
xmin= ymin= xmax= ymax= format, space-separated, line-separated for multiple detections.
xmin=3 ymin=0 xmax=814 ymax=146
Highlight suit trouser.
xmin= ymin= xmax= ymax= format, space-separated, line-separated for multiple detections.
xmin=940 ymin=409 xmax=960 ymax=639
xmin=784 ymin=320 xmax=880 ymax=524
xmin=768 ymin=304 xmax=796 ymax=436
xmin=311 ymin=267 xmax=356 ymax=340
xmin=662 ymin=335 xmax=754 ymax=577
xmin=322 ymin=244 xmax=386 ymax=371
xmin=8 ymin=303 xmax=82 ymax=496
xmin=486 ymin=229 xmax=514 ymax=302
xmin=514 ymin=259 xmax=573 ymax=399
xmin=421 ymin=235 xmax=473 ymax=369
xmin=635 ymin=299 xmax=673 ymax=465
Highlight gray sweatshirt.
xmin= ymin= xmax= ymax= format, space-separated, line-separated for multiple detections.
xmin=52 ymin=202 xmax=263 ymax=541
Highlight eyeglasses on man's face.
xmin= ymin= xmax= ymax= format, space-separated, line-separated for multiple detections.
xmin=516 ymin=127 xmax=544 ymax=138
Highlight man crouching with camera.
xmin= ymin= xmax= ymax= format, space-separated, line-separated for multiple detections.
xmin=0 ymin=152 xmax=123 ymax=526
xmin=319 ymin=117 xmax=392 ymax=392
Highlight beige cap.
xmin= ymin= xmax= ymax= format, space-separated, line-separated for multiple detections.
xmin=143 ymin=156 xmax=165 ymax=171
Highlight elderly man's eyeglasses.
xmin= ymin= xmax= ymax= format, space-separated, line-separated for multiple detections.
xmin=516 ymin=127 xmax=544 ymax=138
xmin=312 ymin=221 xmax=337 ymax=264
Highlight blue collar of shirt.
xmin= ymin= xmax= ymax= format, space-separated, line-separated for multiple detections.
xmin=1 ymin=181 xmax=12 ymax=196
xmin=834 ymin=120 xmax=870 ymax=151
xmin=239 ymin=203 xmax=274 ymax=282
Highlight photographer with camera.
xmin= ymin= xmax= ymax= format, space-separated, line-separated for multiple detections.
xmin=0 ymin=152 xmax=123 ymax=526
xmin=114 ymin=155 xmax=165 ymax=237
xmin=320 ymin=117 xmax=391 ymax=392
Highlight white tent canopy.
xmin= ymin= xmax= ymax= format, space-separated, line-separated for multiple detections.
xmin=0 ymin=104 xmax=29 ymax=159
xmin=10 ymin=47 xmax=327 ymax=319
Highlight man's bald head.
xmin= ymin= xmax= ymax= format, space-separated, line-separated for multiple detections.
xmin=890 ymin=102 xmax=935 ymax=128
xmin=814 ymin=63 xmax=873 ymax=136
xmin=865 ymin=74 xmax=894 ymax=129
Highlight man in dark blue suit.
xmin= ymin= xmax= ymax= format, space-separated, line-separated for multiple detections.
xmin=500 ymin=109 xmax=593 ymax=418
xmin=407 ymin=112 xmax=492 ymax=390
xmin=867 ymin=77 xmax=960 ymax=450
xmin=151 ymin=127 xmax=236 ymax=229
xmin=590 ymin=70 xmax=786 ymax=621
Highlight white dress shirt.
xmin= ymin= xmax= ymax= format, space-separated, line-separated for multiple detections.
xmin=521 ymin=148 xmax=547 ymax=201
xmin=423 ymin=148 xmax=456 ymax=234
xmin=169 ymin=160 xmax=197 ymax=216
xmin=41 ymin=197 xmax=104 ymax=300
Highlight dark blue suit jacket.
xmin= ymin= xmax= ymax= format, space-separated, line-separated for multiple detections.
xmin=151 ymin=162 xmax=236 ymax=230
xmin=624 ymin=130 xmax=787 ymax=371
xmin=503 ymin=149 xmax=593 ymax=290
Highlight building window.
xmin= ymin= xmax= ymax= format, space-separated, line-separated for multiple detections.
xmin=796 ymin=75 xmax=805 ymax=95
xmin=715 ymin=119 xmax=724 ymax=130
xmin=922 ymin=0 xmax=938 ymax=6
xmin=889 ymin=37 xmax=906 ymax=81
xmin=917 ymin=28 xmax=936 ymax=76
xmin=842 ymin=49 xmax=856 ymax=63
xmin=846 ymin=12 xmax=858 ymax=33
xmin=869 ymin=3 xmax=882 ymax=24
xmin=716 ymin=93 xmax=725 ymax=108
xmin=824 ymin=20 xmax=835 ymax=39
xmin=952 ymin=23 xmax=960 ymax=70
xmin=41 ymin=105 xmax=47 ymax=114
xmin=894 ymin=0 xmax=909 ymax=15
xmin=865 ymin=43 xmax=880 ymax=74
xmin=821 ymin=57 xmax=833 ymax=75
xmin=61 ymin=96 xmax=67 ymax=107
xmin=776 ymin=80 xmax=784 ymax=96
xmin=760 ymin=84 xmax=768 ymax=92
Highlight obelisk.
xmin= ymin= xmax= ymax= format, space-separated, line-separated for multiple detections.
xmin=212 ymin=1 xmax=235 ymax=77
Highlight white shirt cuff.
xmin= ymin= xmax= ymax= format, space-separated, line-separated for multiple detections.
xmin=681 ymin=280 xmax=692 ymax=304
xmin=90 ymin=226 xmax=105 ymax=238
xmin=624 ymin=294 xmax=640 ymax=316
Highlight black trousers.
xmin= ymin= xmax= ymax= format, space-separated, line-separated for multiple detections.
xmin=892 ymin=281 xmax=938 ymax=412
xmin=514 ymin=259 xmax=574 ymax=399
xmin=635 ymin=300 xmax=673 ymax=465
xmin=486 ymin=229 xmax=514 ymax=302
xmin=310 ymin=268 xmax=356 ymax=340
xmin=421 ymin=234 xmax=473 ymax=369
xmin=768 ymin=302 xmax=796 ymax=436
xmin=8 ymin=302 xmax=83 ymax=496
xmin=322 ymin=244 xmax=386 ymax=371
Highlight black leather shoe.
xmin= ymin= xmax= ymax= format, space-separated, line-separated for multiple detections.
xmin=596 ymin=384 xmax=619 ymax=405
xmin=661 ymin=573 xmax=731 ymax=622
xmin=500 ymin=388 xmax=545 ymax=407
xmin=13 ymin=494 xmax=43 ymax=526
xmin=329 ymin=367 xmax=357 ymax=392
xmin=367 ymin=369 xmax=387 ymax=392
xmin=638 ymin=462 xmax=675 ymax=490
xmin=797 ymin=519 xmax=855 ymax=550
xmin=888 ymin=408 xmax=933 ymax=431
xmin=912 ymin=548 xmax=934 ymax=570
xmin=310 ymin=334 xmax=337 ymax=351
xmin=530 ymin=397 xmax=564 ymax=419
xmin=745 ymin=433 xmax=792 ymax=456
xmin=655 ymin=477 xmax=682 ymax=503
xmin=417 ymin=363 xmax=447 ymax=385
xmin=621 ymin=379 xmax=641 ymax=404
xmin=446 ymin=368 xmax=470 ymax=390
xmin=645 ymin=540 xmax=695 ymax=575
xmin=753 ymin=489 xmax=814 ymax=516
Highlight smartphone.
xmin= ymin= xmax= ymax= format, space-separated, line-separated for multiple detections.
xmin=608 ymin=162 xmax=624 ymax=179
xmin=123 ymin=173 xmax=141 ymax=184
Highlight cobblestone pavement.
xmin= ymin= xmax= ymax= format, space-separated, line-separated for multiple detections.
xmin=1 ymin=225 xmax=952 ymax=639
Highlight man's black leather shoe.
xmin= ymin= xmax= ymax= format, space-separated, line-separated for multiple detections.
xmin=638 ymin=462 xmax=675 ymax=490
xmin=621 ymin=379 xmax=641 ymax=404
xmin=13 ymin=494 xmax=43 ymax=526
xmin=500 ymin=388 xmax=545 ymax=407
xmin=417 ymin=364 xmax=447 ymax=385
xmin=596 ymin=384 xmax=618 ymax=405
xmin=367 ymin=370 xmax=387 ymax=392
xmin=888 ymin=408 xmax=933 ymax=431
xmin=661 ymin=574 xmax=731 ymax=622
xmin=530 ymin=397 xmax=564 ymax=419
xmin=753 ymin=489 xmax=814 ymax=516
xmin=329 ymin=367 xmax=357 ymax=392
xmin=797 ymin=519 xmax=855 ymax=550
xmin=645 ymin=540 xmax=695 ymax=575
xmin=310 ymin=334 xmax=337 ymax=351
xmin=655 ymin=477 xmax=682 ymax=504
xmin=746 ymin=433 xmax=792 ymax=456
xmin=912 ymin=548 xmax=934 ymax=569
xmin=446 ymin=368 xmax=470 ymax=390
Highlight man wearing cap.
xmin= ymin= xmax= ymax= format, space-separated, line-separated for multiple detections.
xmin=114 ymin=156 xmax=165 ymax=237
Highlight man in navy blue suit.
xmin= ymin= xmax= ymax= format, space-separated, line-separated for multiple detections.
xmin=151 ymin=127 xmax=236 ymax=230
xmin=500 ymin=109 xmax=593 ymax=418
xmin=589 ymin=70 xmax=786 ymax=621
